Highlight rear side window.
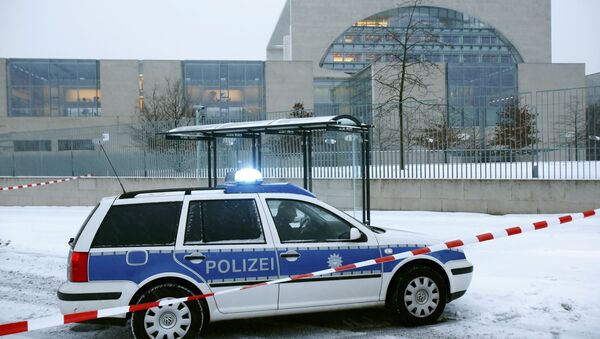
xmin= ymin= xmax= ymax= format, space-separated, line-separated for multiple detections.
xmin=91 ymin=202 xmax=182 ymax=248
xmin=71 ymin=203 xmax=99 ymax=248
xmin=185 ymin=199 xmax=264 ymax=244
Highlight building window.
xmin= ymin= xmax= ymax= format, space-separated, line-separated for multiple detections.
xmin=13 ymin=140 xmax=52 ymax=152
xmin=58 ymin=139 xmax=94 ymax=151
xmin=183 ymin=61 xmax=265 ymax=123
xmin=7 ymin=59 xmax=101 ymax=117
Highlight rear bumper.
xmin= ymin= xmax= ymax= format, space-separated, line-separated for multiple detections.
xmin=57 ymin=281 xmax=138 ymax=319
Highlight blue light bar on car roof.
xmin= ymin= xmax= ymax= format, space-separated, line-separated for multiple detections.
xmin=234 ymin=168 xmax=264 ymax=184
xmin=224 ymin=183 xmax=316 ymax=198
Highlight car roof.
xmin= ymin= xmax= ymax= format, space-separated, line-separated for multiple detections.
xmin=117 ymin=183 xmax=316 ymax=200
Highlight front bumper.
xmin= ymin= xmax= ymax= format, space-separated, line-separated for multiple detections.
xmin=445 ymin=259 xmax=473 ymax=301
xmin=57 ymin=280 xmax=138 ymax=318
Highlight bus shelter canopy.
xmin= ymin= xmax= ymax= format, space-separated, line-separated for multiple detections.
xmin=162 ymin=115 xmax=372 ymax=224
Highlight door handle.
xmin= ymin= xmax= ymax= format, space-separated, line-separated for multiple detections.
xmin=184 ymin=254 xmax=206 ymax=264
xmin=280 ymin=250 xmax=300 ymax=262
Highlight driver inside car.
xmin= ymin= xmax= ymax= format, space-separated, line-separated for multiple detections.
xmin=273 ymin=202 xmax=299 ymax=242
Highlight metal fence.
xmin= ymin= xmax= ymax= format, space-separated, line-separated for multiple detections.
xmin=1 ymin=86 xmax=599 ymax=180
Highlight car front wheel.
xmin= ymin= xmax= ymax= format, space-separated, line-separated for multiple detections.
xmin=390 ymin=265 xmax=447 ymax=325
xmin=131 ymin=283 xmax=206 ymax=339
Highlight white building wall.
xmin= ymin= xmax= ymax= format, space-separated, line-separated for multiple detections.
xmin=265 ymin=61 xmax=314 ymax=114
xmin=99 ymin=60 xmax=139 ymax=118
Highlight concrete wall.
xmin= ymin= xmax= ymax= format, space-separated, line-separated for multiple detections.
xmin=0 ymin=59 xmax=7 ymax=118
xmin=142 ymin=60 xmax=182 ymax=95
xmin=99 ymin=60 xmax=139 ymax=118
xmin=268 ymin=0 xmax=551 ymax=77
xmin=266 ymin=0 xmax=291 ymax=60
xmin=518 ymin=63 xmax=586 ymax=94
xmin=265 ymin=61 xmax=314 ymax=113
xmin=1 ymin=177 xmax=598 ymax=215
xmin=518 ymin=63 xmax=587 ymax=152
xmin=587 ymin=72 xmax=600 ymax=88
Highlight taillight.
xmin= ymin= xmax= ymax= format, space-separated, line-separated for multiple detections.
xmin=68 ymin=251 xmax=89 ymax=282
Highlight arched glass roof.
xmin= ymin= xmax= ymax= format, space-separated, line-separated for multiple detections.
xmin=320 ymin=6 xmax=522 ymax=127
xmin=320 ymin=6 xmax=523 ymax=72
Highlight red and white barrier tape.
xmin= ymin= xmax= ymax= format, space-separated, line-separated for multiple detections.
xmin=0 ymin=175 xmax=91 ymax=192
xmin=0 ymin=208 xmax=598 ymax=336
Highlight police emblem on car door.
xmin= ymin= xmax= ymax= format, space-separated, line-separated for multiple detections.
xmin=174 ymin=195 xmax=279 ymax=313
xmin=265 ymin=198 xmax=382 ymax=309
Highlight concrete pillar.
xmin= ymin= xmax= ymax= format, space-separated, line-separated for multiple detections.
xmin=0 ymin=58 xmax=7 ymax=117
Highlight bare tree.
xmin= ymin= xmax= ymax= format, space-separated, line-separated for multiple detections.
xmin=554 ymin=95 xmax=587 ymax=161
xmin=134 ymin=78 xmax=194 ymax=151
xmin=587 ymin=99 xmax=600 ymax=160
xmin=410 ymin=105 xmax=469 ymax=163
xmin=371 ymin=0 xmax=444 ymax=169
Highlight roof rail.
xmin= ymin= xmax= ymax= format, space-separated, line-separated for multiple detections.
xmin=118 ymin=187 xmax=221 ymax=199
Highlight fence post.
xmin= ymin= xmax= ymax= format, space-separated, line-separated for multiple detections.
xmin=12 ymin=149 xmax=16 ymax=177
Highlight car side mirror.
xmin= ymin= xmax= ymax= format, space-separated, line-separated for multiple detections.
xmin=349 ymin=227 xmax=361 ymax=241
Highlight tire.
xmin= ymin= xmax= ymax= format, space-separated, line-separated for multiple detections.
xmin=131 ymin=283 xmax=206 ymax=339
xmin=389 ymin=265 xmax=447 ymax=326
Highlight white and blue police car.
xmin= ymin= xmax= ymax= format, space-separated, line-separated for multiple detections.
xmin=58 ymin=169 xmax=473 ymax=339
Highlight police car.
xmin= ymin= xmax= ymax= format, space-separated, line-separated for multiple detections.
xmin=58 ymin=169 xmax=473 ymax=339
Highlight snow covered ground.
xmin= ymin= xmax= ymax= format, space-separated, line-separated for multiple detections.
xmin=1 ymin=206 xmax=599 ymax=338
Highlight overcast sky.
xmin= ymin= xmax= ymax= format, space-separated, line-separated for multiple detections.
xmin=0 ymin=0 xmax=598 ymax=75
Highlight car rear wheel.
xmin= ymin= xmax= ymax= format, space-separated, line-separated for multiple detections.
xmin=390 ymin=265 xmax=447 ymax=325
xmin=131 ymin=283 xmax=206 ymax=339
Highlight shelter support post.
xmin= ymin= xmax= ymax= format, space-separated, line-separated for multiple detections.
xmin=302 ymin=133 xmax=308 ymax=190
xmin=362 ymin=131 xmax=371 ymax=225
xmin=257 ymin=134 xmax=262 ymax=172
xmin=207 ymin=138 xmax=213 ymax=188
xmin=307 ymin=132 xmax=313 ymax=192
xmin=212 ymin=138 xmax=218 ymax=187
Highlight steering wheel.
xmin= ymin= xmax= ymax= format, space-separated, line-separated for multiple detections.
xmin=298 ymin=216 xmax=313 ymax=237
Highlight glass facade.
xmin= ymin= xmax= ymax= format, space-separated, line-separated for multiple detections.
xmin=8 ymin=59 xmax=101 ymax=117
xmin=313 ymin=78 xmax=345 ymax=116
xmin=183 ymin=61 xmax=265 ymax=123
xmin=320 ymin=6 xmax=521 ymax=126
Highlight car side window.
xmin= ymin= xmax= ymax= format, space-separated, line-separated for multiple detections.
xmin=267 ymin=199 xmax=358 ymax=243
xmin=185 ymin=199 xmax=265 ymax=245
xmin=91 ymin=202 xmax=181 ymax=248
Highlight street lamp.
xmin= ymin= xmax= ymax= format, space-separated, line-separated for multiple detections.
xmin=193 ymin=105 xmax=206 ymax=126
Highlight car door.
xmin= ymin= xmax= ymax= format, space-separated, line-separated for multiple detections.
xmin=174 ymin=194 xmax=279 ymax=314
xmin=261 ymin=195 xmax=382 ymax=309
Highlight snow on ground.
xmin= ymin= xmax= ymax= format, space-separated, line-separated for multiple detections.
xmin=1 ymin=206 xmax=599 ymax=338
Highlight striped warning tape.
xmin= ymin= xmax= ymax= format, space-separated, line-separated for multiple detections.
xmin=0 ymin=175 xmax=91 ymax=191
xmin=0 ymin=208 xmax=598 ymax=336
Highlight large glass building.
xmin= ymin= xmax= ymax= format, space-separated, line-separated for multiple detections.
xmin=320 ymin=6 xmax=521 ymax=127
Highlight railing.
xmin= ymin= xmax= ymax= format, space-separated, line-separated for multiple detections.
xmin=1 ymin=86 xmax=599 ymax=180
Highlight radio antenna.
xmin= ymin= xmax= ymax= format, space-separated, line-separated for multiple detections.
xmin=96 ymin=133 xmax=126 ymax=194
